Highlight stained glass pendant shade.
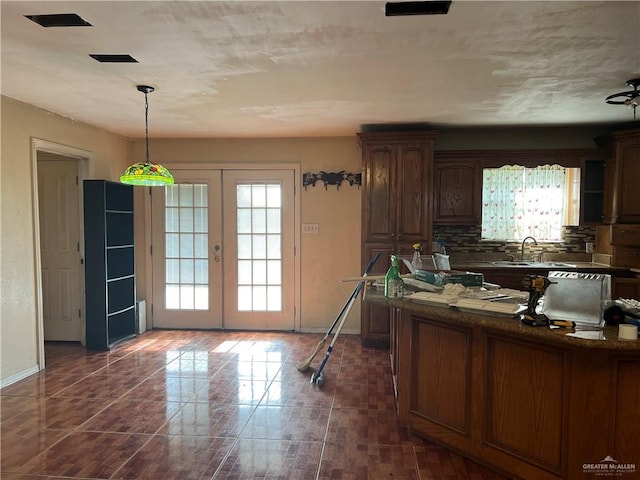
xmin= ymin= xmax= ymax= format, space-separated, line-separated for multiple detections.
xmin=120 ymin=85 xmax=174 ymax=186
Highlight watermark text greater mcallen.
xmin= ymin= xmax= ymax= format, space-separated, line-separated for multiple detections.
xmin=583 ymin=456 xmax=636 ymax=477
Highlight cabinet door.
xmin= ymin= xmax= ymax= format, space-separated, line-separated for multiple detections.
xmin=361 ymin=244 xmax=394 ymax=347
xmin=433 ymin=160 xmax=481 ymax=224
xmin=396 ymin=143 xmax=433 ymax=242
xmin=482 ymin=335 xmax=566 ymax=475
xmin=362 ymin=144 xmax=397 ymax=243
xmin=602 ymin=155 xmax=616 ymax=224
xmin=613 ymin=277 xmax=640 ymax=300
xmin=616 ymin=141 xmax=640 ymax=223
xmin=580 ymin=159 xmax=606 ymax=224
xmin=409 ymin=316 xmax=474 ymax=450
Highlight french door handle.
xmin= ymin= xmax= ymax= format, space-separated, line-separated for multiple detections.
xmin=214 ymin=244 xmax=221 ymax=262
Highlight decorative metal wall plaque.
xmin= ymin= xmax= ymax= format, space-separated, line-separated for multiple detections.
xmin=302 ymin=171 xmax=361 ymax=190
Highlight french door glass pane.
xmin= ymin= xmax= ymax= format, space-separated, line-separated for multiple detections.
xmin=236 ymin=183 xmax=283 ymax=312
xmin=164 ymin=184 xmax=209 ymax=310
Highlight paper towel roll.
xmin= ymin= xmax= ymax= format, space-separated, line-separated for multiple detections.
xmin=618 ymin=324 xmax=638 ymax=340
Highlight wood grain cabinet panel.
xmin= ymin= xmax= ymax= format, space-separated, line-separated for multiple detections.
xmin=359 ymin=131 xmax=438 ymax=347
xmin=615 ymin=142 xmax=640 ymax=223
xmin=361 ymin=136 xmax=435 ymax=244
xmin=361 ymin=243 xmax=395 ymax=348
xmin=613 ymin=277 xmax=640 ymax=300
xmin=397 ymin=144 xmax=432 ymax=240
xmin=484 ymin=335 xmax=566 ymax=473
xmin=412 ymin=319 xmax=471 ymax=435
xmin=612 ymin=359 xmax=640 ymax=465
xmin=600 ymin=128 xmax=640 ymax=224
xmin=433 ymin=159 xmax=481 ymax=225
xmin=364 ymin=145 xmax=395 ymax=242
xmin=373 ymin=295 xmax=640 ymax=480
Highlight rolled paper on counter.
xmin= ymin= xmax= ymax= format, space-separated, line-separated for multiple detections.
xmin=550 ymin=320 xmax=576 ymax=329
xmin=618 ymin=323 xmax=639 ymax=340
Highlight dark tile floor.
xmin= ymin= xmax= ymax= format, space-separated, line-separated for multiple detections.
xmin=1 ymin=331 xmax=511 ymax=479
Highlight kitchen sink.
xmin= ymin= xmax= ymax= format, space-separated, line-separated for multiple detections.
xmin=491 ymin=261 xmax=576 ymax=268
xmin=492 ymin=261 xmax=534 ymax=266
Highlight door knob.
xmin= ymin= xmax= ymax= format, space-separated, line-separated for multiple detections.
xmin=214 ymin=244 xmax=221 ymax=262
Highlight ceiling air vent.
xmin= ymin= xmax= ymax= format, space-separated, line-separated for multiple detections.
xmin=385 ymin=1 xmax=452 ymax=16
xmin=89 ymin=54 xmax=139 ymax=63
xmin=25 ymin=13 xmax=92 ymax=27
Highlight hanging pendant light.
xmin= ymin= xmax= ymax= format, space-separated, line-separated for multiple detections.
xmin=605 ymin=78 xmax=640 ymax=120
xmin=120 ymin=85 xmax=174 ymax=186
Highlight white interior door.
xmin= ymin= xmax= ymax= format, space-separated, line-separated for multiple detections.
xmin=37 ymin=159 xmax=83 ymax=341
xmin=222 ymin=170 xmax=295 ymax=330
xmin=151 ymin=170 xmax=223 ymax=329
xmin=151 ymin=168 xmax=295 ymax=331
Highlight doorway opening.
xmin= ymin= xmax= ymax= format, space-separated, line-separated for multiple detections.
xmin=32 ymin=139 xmax=89 ymax=370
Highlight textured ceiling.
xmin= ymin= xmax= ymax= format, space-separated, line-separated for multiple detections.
xmin=1 ymin=1 xmax=639 ymax=139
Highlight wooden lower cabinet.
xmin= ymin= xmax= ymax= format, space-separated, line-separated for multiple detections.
xmin=408 ymin=319 xmax=473 ymax=449
xmin=361 ymin=244 xmax=395 ymax=347
xmin=480 ymin=335 xmax=567 ymax=479
xmin=395 ymin=311 xmax=640 ymax=480
xmin=613 ymin=277 xmax=640 ymax=300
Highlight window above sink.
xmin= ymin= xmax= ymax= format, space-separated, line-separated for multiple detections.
xmin=482 ymin=165 xmax=581 ymax=242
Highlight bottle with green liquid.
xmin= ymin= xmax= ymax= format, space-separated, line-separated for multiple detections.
xmin=384 ymin=255 xmax=404 ymax=299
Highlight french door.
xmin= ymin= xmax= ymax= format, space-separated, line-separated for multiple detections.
xmin=151 ymin=168 xmax=295 ymax=330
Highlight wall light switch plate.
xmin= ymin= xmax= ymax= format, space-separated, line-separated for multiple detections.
xmin=302 ymin=223 xmax=319 ymax=234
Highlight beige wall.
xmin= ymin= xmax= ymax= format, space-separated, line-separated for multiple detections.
xmin=131 ymin=137 xmax=363 ymax=332
xmin=1 ymin=96 xmax=363 ymax=385
xmin=0 ymin=96 xmax=131 ymax=384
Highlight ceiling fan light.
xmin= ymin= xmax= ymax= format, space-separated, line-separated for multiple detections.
xmin=624 ymin=95 xmax=640 ymax=108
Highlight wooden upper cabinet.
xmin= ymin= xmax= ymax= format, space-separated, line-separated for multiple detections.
xmin=601 ymin=128 xmax=640 ymax=224
xmin=397 ymin=143 xmax=432 ymax=240
xmin=359 ymin=132 xmax=437 ymax=244
xmin=359 ymin=131 xmax=438 ymax=348
xmin=362 ymin=143 xmax=395 ymax=242
xmin=433 ymin=159 xmax=481 ymax=225
xmin=613 ymin=129 xmax=640 ymax=223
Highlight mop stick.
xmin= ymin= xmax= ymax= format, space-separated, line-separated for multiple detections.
xmin=296 ymin=252 xmax=381 ymax=372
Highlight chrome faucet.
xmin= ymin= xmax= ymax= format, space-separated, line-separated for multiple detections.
xmin=521 ymin=236 xmax=538 ymax=260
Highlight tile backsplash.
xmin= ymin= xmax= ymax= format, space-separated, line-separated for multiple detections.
xmin=433 ymin=225 xmax=596 ymax=261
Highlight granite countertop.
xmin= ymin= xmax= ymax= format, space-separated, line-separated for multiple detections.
xmin=448 ymin=252 xmax=634 ymax=274
xmin=450 ymin=260 xmax=630 ymax=272
xmin=365 ymin=289 xmax=640 ymax=351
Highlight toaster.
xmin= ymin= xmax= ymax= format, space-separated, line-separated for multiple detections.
xmin=542 ymin=271 xmax=611 ymax=327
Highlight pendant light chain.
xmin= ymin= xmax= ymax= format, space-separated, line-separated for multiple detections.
xmin=119 ymin=85 xmax=174 ymax=186
xmin=144 ymin=91 xmax=150 ymax=164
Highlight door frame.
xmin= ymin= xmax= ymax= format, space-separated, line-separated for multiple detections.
xmin=144 ymin=163 xmax=301 ymax=331
xmin=31 ymin=138 xmax=90 ymax=370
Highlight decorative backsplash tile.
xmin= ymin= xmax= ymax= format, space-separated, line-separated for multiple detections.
xmin=433 ymin=225 xmax=596 ymax=260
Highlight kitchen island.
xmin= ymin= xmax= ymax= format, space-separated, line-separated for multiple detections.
xmin=366 ymin=290 xmax=640 ymax=480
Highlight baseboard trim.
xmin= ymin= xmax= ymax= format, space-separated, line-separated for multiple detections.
xmin=0 ymin=365 xmax=40 ymax=389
